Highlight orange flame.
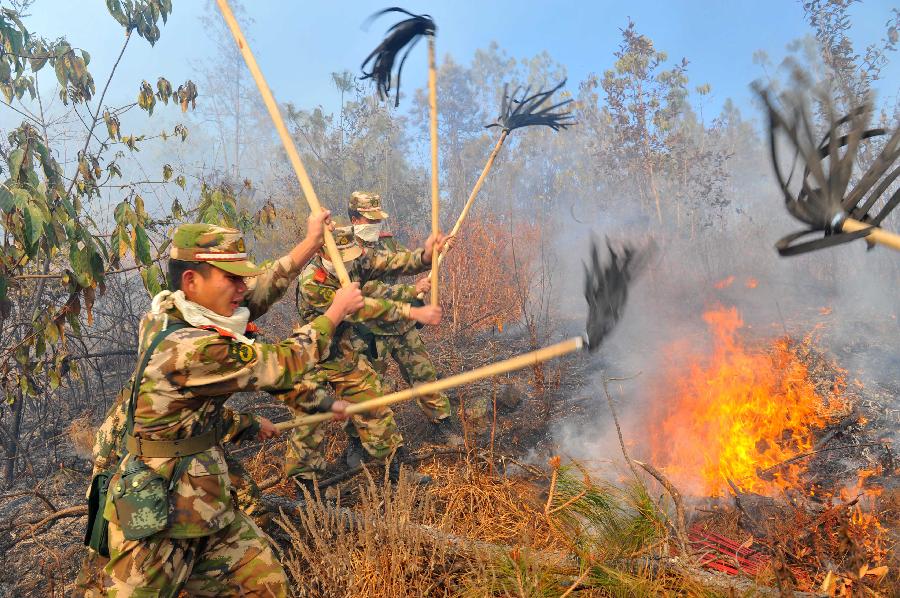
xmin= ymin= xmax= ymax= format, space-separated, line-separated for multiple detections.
xmin=745 ymin=278 xmax=758 ymax=289
xmin=648 ymin=307 xmax=847 ymax=497
xmin=713 ymin=275 xmax=735 ymax=289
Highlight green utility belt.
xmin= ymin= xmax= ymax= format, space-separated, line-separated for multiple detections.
xmin=124 ymin=428 xmax=219 ymax=458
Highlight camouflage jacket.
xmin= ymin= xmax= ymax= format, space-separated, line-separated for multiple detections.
xmin=102 ymin=253 xmax=335 ymax=539
xmin=357 ymin=234 xmax=422 ymax=336
xmin=361 ymin=233 xmax=404 ymax=284
xmin=90 ymin=379 xmax=257 ymax=481
xmin=297 ymin=245 xmax=429 ymax=370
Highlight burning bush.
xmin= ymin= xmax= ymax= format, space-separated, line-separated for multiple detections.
xmin=647 ymin=306 xmax=850 ymax=497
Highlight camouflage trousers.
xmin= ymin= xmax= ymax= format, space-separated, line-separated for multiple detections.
xmin=78 ymin=454 xmax=267 ymax=597
xmin=284 ymin=354 xmax=402 ymax=479
xmin=101 ymin=510 xmax=287 ymax=597
xmin=372 ymin=327 xmax=451 ymax=423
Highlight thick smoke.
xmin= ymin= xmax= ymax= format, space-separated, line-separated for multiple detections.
xmin=546 ymin=128 xmax=900 ymax=487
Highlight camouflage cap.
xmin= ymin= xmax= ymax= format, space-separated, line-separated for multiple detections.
xmin=324 ymin=225 xmax=363 ymax=263
xmin=169 ymin=223 xmax=265 ymax=277
xmin=349 ymin=191 xmax=389 ymax=220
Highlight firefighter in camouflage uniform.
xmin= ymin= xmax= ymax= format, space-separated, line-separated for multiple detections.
xmin=285 ymin=225 xmax=448 ymax=481
xmin=86 ymin=213 xmax=364 ymax=597
xmin=348 ymin=191 xmax=452 ymax=426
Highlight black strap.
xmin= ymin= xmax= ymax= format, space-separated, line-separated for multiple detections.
xmin=126 ymin=322 xmax=188 ymax=438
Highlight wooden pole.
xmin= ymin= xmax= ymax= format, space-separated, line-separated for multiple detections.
xmin=428 ymin=36 xmax=440 ymax=306
xmin=275 ymin=336 xmax=584 ymax=432
xmin=215 ymin=0 xmax=350 ymax=287
xmin=446 ymin=130 xmax=508 ymax=241
xmin=418 ymin=129 xmax=509 ymax=298
xmin=841 ymin=217 xmax=900 ymax=252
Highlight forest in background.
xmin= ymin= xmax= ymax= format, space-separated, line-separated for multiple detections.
xmin=0 ymin=0 xmax=898 ymax=595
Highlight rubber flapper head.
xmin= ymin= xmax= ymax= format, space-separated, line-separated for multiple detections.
xmin=487 ymin=79 xmax=575 ymax=133
xmin=753 ymin=74 xmax=900 ymax=256
xmin=361 ymin=7 xmax=436 ymax=107
xmin=582 ymin=238 xmax=654 ymax=352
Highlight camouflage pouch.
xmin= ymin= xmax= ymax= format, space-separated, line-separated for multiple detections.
xmin=109 ymin=456 xmax=169 ymax=540
xmin=108 ymin=322 xmax=187 ymax=540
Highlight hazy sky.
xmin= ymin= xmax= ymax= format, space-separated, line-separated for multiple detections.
xmin=16 ymin=0 xmax=900 ymax=123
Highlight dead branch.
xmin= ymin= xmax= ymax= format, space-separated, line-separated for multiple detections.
xmin=257 ymin=473 xmax=282 ymax=492
xmin=600 ymin=375 xmax=643 ymax=482
xmin=25 ymin=504 xmax=86 ymax=532
xmin=634 ymin=459 xmax=691 ymax=559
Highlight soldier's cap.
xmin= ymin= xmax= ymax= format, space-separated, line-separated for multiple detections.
xmin=169 ymin=223 xmax=265 ymax=277
xmin=323 ymin=225 xmax=363 ymax=263
xmin=349 ymin=191 xmax=389 ymax=221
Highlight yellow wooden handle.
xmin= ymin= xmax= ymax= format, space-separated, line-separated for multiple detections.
xmin=275 ymin=336 xmax=584 ymax=432
xmin=216 ymin=0 xmax=350 ymax=287
xmin=447 ymin=129 xmax=509 ymax=239
xmin=428 ymin=37 xmax=440 ymax=306
xmin=417 ymin=129 xmax=509 ymax=299
xmin=841 ymin=217 xmax=900 ymax=251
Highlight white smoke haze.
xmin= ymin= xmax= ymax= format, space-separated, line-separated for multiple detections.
xmin=545 ymin=145 xmax=900 ymax=493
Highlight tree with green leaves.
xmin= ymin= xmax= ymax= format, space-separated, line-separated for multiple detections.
xmin=0 ymin=0 xmax=200 ymax=486
xmin=283 ymin=82 xmax=429 ymax=230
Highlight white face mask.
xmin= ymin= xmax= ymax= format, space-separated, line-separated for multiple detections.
xmin=354 ymin=222 xmax=383 ymax=243
xmin=321 ymin=258 xmax=337 ymax=275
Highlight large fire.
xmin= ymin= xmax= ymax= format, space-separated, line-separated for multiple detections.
xmin=649 ymin=307 xmax=848 ymax=497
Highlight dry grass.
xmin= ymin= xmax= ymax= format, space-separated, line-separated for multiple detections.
xmin=243 ymin=441 xmax=296 ymax=497
xmin=276 ymin=467 xmax=481 ymax=597
xmin=420 ymin=458 xmax=562 ymax=550
xmin=275 ymin=456 xmax=731 ymax=597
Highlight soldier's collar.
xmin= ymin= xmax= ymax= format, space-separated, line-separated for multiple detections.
xmin=151 ymin=290 xmax=255 ymax=344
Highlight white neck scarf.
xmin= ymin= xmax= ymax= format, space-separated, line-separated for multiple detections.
xmin=354 ymin=222 xmax=383 ymax=243
xmin=150 ymin=290 xmax=254 ymax=344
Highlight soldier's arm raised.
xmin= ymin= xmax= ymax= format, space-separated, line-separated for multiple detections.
xmin=364 ymin=232 xmax=452 ymax=278
xmin=243 ymin=210 xmax=332 ymax=320
xmin=301 ymin=273 xmax=439 ymax=326
xmin=175 ymin=319 xmax=335 ymax=397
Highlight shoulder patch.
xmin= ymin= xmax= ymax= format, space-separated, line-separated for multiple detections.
xmin=229 ymin=343 xmax=256 ymax=363
xmin=314 ymin=268 xmax=327 ymax=283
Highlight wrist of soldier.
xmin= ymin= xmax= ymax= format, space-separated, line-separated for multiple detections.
xmin=289 ymin=237 xmax=320 ymax=272
xmin=230 ymin=414 xmax=260 ymax=444
xmin=323 ymin=305 xmax=345 ymax=329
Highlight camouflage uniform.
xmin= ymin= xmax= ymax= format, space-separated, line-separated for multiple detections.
xmin=90 ymin=379 xmax=265 ymax=514
xmin=351 ymin=191 xmax=451 ymax=423
xmin=77 ymin=381 xmax=264 ymax=597
xmin=284 ymin=226 xmax=430 ymax=479
xmin=98 ymin=224 xmax=337 ymax=597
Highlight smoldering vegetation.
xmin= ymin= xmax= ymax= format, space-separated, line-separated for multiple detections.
xmin=1 ymin=1 xmax=899 ymax=596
